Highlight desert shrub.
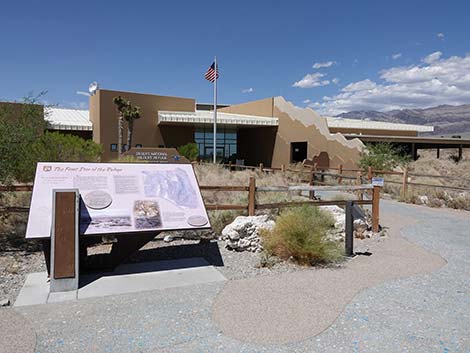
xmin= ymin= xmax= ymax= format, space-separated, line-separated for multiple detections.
xmin=261 ymin=205 xmax=342 ymax=265
xmin=447 ymin=194 xmax=470 ymax=211
xmin=178 ymin=142 xmax=199 ymax=161
xmin=34 ymin=131 xmax=102 ymax=164
xmin=0 ymin=97 xmax=46 ymax=184
xmin=359 ymin=143 xmax=409 ymax=171
xmin=0 ymin=97 xmax=103 ymax=183
xmin=208 ymin=209 xmax=244 ymax=235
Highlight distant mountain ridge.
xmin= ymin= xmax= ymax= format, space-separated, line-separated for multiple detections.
xmin=337 ymin=104 xmax=470 ymax=137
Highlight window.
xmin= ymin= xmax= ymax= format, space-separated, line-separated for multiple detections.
xmin=194 ymin=127 xmax=237 ymax=162
xmin=110 ymin=143 xmax=118 ymax=152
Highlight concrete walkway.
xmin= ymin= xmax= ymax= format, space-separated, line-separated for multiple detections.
xmin=5 ymin=200 xmax=470 ymax=352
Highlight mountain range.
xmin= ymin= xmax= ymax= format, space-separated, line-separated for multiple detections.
xmin=337 ymin=104 xmax=470 ymax=137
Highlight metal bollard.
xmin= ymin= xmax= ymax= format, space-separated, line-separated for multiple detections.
xmin=345 ymin=201 xmax=354 ymax=257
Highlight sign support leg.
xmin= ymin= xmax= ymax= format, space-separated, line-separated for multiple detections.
xmin=50 ymin=189 xmax=80 ymax=293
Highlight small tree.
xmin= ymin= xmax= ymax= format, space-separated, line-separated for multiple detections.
xmin=359 ymin=143 xmax=409 ymax=171
xmin=112 ymin=96 xmax=141 ymax=159
xmin=0 ymin=94 xmax=103 ymax=183
xmin=0 ymin=94 xmax=46 ymax=184
xmin=178 ymin=142 xmax=199 ymax=161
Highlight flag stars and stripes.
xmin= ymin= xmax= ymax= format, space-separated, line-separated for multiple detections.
xmin=204 ymin=62 xmax=219 ymax=82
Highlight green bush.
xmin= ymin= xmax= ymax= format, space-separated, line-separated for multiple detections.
xmin=359 ymin=143 xmax=409 ymax=171
xmin=261 ymin=205 xmax=342 ymax=265
xmin=34 ymin=132 xmax=102 ymax=164
xmin=0 ymin=99 xmax=46 ymax=184
xmin=178 ymin=142 xmax=199 ymax=161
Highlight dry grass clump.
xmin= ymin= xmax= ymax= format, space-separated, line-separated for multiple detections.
xmin=410 ymin=149 xmax=469 ymax=188
xmin=380 ymin=149 xmax=470 ymax=210
xmin=261 ymin=205 xmax=342 ymax=265
xmin=194 ymin=162 xmax=307 ymax=207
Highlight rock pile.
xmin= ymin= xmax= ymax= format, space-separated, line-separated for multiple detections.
xmin=221 ymin=215 xmax=275 ymax=252
xmin=319 ymin=205 xmax=375 ymax=240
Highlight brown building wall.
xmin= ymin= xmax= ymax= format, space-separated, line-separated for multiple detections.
xmin=329 ymin=127 xmax=418 ymax=137
xmin=90 ymin=89 xmax=196 ymax=161
xmin=221 ymin=97 xmax=364 ymax=169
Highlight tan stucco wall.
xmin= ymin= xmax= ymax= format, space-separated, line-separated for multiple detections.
xmin=90 ymin=89 xmax=196 ymax=161
xmin=220 ymin=97 xmax=364 ymax=168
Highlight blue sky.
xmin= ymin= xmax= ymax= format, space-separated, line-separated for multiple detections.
xmin=1 ymin=0 xmax=469 ymax=114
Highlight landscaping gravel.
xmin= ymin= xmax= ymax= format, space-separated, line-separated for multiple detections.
xmin=9 ymin=200 xmax=469 ymax=352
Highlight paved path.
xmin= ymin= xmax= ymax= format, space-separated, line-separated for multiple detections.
xmin=7 ymin=200 xmax=470 ymax=352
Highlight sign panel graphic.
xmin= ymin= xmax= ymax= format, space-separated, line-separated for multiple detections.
xmin=371 ymin=177 xmax=385 ymax=187
xmin=26 ymin=163 xmax=210 ymax=239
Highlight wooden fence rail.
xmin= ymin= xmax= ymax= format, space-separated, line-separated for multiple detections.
xmin=220 ymin=162 xmax=470 ymax=197
xmin=1 ymin=179 xmax=382 ymax=233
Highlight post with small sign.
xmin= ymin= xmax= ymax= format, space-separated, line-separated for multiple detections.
xmin=371 ymin=177 xmax=383 ymax=233
xmin=50 ymin=189 xmax=80 ymax=293
xmin=401 ymin=168 xmax=408 ymax=199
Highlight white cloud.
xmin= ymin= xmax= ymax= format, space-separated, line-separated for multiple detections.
xmin=302 ymin=99 xmax=311 ymax=104
xmin=76 ymin=90 xmax=90 ymax=97
xmin=309 ymin=52 xmax=470 ymax=115
xmin=332 ymin=77 xmax=340 ymax=85
xmin=437 ymin=32 xmax=445 ymax=40
xmin=292 ymin=73 xmax=330 ymax=88
xmin=392 ymin=53 xmax=402 ymax=60
xmin=312 ymin=61 xmax=335 ymax=69
xmin=422 ymin=51 xmax=442 ymax=64
xmin=241 ymin=87 xmax=254 ymax=93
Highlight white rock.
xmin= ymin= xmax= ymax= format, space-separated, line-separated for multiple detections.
xmin=221 ymin=215 xmax=275 ymax=252
xmin=0 ymin=298 xmax=10 ymax=307
xmin=320 ymin=205 xmax=345 ymax=229
xmin=163 ymin=235 xmax=174 ymax=243
xmin=354 ymin=219 xmax=368 ymax=232
xmin=418 ymin=195 xmax=429 ymax=205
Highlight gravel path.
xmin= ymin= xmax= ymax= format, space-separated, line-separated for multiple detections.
xmin=7 ymin=200 xmax=470 ymax=352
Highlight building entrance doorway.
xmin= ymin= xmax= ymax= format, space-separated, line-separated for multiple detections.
xmin=204 ymin=146 xmax=224 ymax=162
xmin=291 ymin=142 xmax=307 ymax=163
xmin=195 ymin=127 xmax=237 ymax=162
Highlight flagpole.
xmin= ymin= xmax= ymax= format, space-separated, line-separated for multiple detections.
xmin=213 ymin=56 xmax=217 ymax=164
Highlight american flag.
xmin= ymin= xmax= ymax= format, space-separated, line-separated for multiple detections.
xmin=204 ymin=62 xmax=219 ymax=82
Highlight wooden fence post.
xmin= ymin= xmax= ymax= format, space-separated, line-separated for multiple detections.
xmin=259 ymin=163 xmax=264 ymax=172
xmin=356 ymin=171 xmax=363 ymax=201
xmin=372 ymin=185 xmax=380 ymax=233
xmin=309 ymin=164 xmax=315 ymax=199
xmin=338 ymin=164 xmax=343 ymax=184
xmin=401 ymin=168 xmax=408 ymax=200
xmin=367 ymin=166 xmax=373 ymax=183
xmin=281 ymin=164 xmax=285 ymax=173
xmin=248 ymin=176 xmax=256 ymax=216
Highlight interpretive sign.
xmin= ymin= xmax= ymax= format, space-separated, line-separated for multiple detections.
xmin=123 ymin=148 xmax=189 ymax=163
xmin=371 ymin=177 xmax=384 ymax=187
xmin=26 ymin=162 xmax=210 ymax=239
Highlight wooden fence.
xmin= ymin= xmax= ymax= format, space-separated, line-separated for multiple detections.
xmin=222 ymin=162 xmax=470 ymax=198
xmin=200 ymin=178 xmax=380 ymax=232
xmin=0 ymin=179 xmax=381 ymax=232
